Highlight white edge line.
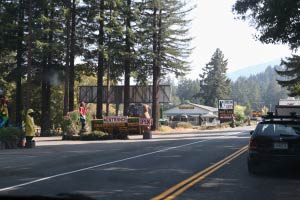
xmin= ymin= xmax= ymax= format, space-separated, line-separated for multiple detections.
xmin=0 ymin=139 xmax=210 ymax=192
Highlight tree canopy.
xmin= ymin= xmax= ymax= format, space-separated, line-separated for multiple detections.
xmin=198 ymin=48 xmax=231 ymax=107
xmin=233 ymin=0 xmax=300 ymax=49
xmin=0 ymin=0 xmax=193 ymax=131
xmin=177 ymin=78 xmax=200 ymax=104
xmin=233 ymin=0 xmax=300 ymax=96
xmin=231 ymin=66 xmax=287 ymax=111
xmin=276 ymin=55 xmax=300 ymax=96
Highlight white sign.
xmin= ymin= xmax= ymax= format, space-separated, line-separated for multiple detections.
xmin=218 ymin=100 xmax=234 ymax=110
xmin=139 ymin=118 xmax=152 ymax=126
xmin=104 ymin=116 xmax=128 ymax=124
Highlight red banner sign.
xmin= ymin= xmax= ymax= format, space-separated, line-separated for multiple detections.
xmin=104 ymin=116 xmax=128 ymax=124
xmin=139 ymin=118 xmax=152 ymax=126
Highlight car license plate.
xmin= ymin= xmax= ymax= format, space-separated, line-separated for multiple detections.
xmin=273 ymin=142 xmax=288 ymax=150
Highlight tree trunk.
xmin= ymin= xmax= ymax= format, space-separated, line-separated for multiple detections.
xmin=156 ymin=8 xmax=162 ymax=125
xmin=116 ymin=103 xmax=119 ymax=116
xmin=45 ymin=80 xmax=51 ymax=133
xmin=41 ymin=57 xmax=48 ymax=135
xmin=46 ymin=3 xmax=54 ymax=134
xmin=69 ymin=0 xmax=76 ymax=111
xmin=152 ymin=6 xmax=159 ymax=130
xmin=123 ymin=0 xmax=132 ymax=116
xmin=41 ymin=82 xmax=47 ymax=135
xmin=63 ymin=0 xmax=71 ymax=116
xmin=25 ymin=0 xmax=33 ymax=110
xmin=96 ymin=0 xmax=104 ymax=119
xmin=16 ymin=0 xmax=24 ymax=127
xmin=41 ymin=83 xmax=52 ymax=135
xmin=41 ymin=3 xmax=54 ymax=135
xmin=106 ymin=56 xmax=110 ymax=116
xmin=106 ymin=6 xmax=112 ymax=117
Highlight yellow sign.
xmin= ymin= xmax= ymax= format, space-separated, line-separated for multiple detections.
xmin=252 ymin=111 xmax=262 ymax=117
xmin=91 ymin=117 xmax=141 ymax=135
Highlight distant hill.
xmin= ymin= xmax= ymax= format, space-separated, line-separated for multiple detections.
xmin=227 ymin=59 xmax=281 ymax=81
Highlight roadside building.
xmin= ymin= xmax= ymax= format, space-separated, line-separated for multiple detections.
xmin=164 ymin=103 xmax=219 ymax=127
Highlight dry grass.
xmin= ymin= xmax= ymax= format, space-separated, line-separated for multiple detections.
xmin=158 ymin=125 xmax=173 ymax=132
xmin=176 ymin=122 xmax=193 ymax=129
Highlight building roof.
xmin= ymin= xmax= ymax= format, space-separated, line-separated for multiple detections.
xmin=164 ymin=102 xmax=218 ymax=116
xmin=188 ymin=103 xmax=218 ymax=112
xmin=201 ymin=112 xmax=218 ymax=118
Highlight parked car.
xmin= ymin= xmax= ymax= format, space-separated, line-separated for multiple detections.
xmin=248 ymin=112 xmax=300 ymax=174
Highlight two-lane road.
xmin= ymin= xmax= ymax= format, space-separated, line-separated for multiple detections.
xmin=1 ymin=128 xmax=299 ymax=199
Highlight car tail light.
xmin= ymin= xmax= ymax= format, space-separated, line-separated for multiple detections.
xmin=249 ymin=140 xmax=257 ymax=149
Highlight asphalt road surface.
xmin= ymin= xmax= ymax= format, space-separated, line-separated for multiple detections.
xmin=1 ymin=127 xmax=300 ymax=200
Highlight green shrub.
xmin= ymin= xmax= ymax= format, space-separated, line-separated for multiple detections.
xmin=234 ymin=121 xmax=244 ymax=127
xmin=0 ymin=127 xmax=23 ymax=142
xmin=61 ymin=111 xmax=81 ymax=136
xmin=176 ymin=122 xmax=193 ymax=129
xmin=80 ymin=131 xmax=112 ymax=140
xmin=235 ymin=112 xmax=245 ymax=122
xmin=234 ymin=105 xmax=246 ymax=121
xmin=41 ymin=130 xmax=60 ymax=137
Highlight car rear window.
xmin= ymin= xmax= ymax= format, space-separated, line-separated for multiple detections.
xmin=255 ymin=123 xmax=300 ymax=136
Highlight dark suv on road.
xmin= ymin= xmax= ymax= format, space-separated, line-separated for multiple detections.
xmin=248 ymin=113 xmax=300 ymax=173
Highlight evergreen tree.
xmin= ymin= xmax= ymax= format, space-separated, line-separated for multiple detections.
xmin=230 ymin=66 xmax=287 ymax=111
xmin=68 ymin=0 xmax=76 ymax=112
xmin=177 ymin=78 xmax=200 ymax=104
xmin=123 ymin=0 xmax=134 ymax=116
xmin=0 ymin=0 xmax=24 ymax=126
xmin=198 ymin=48 xmax=230 ymax=107
xmin=80 ymin=0 xmax=104 ymax=118
xmin=137 ymin=0 xmax=193 ymax=129
xmin=63 ymin=0 xmax=71 ymax=116
xmin=15 ymin=0 xmax=25 ymax=126
xmin=276 ymin=56 xmax=300 ymax=96
xmin=81 ymin=0 xmax=125 ymax=118
xmin=30 ymin=1 xmax=65 ymax=135
xmin=105 ymin=0 xmax=125 ymax=115
xmin=0 ymin=0 xmax=194 ymax=131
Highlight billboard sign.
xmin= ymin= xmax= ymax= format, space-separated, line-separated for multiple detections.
xmin=79 ymin=85 xmax=171 ymax=103
xmin=219 ymin=100 xmax=234 ymax=110
xmin=218 ymin=99 xmax=234 ymax=120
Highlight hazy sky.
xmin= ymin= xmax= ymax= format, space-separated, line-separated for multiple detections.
xmin=186 ymin=0 xmax=293 ymax=80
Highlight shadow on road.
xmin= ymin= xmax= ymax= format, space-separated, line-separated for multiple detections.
xmin=251 ymin=162 xmax=300 ymax=180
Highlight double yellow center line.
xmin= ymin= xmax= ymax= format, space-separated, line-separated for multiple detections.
xmin=151 ymin=145 xmax=248 ymax=200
